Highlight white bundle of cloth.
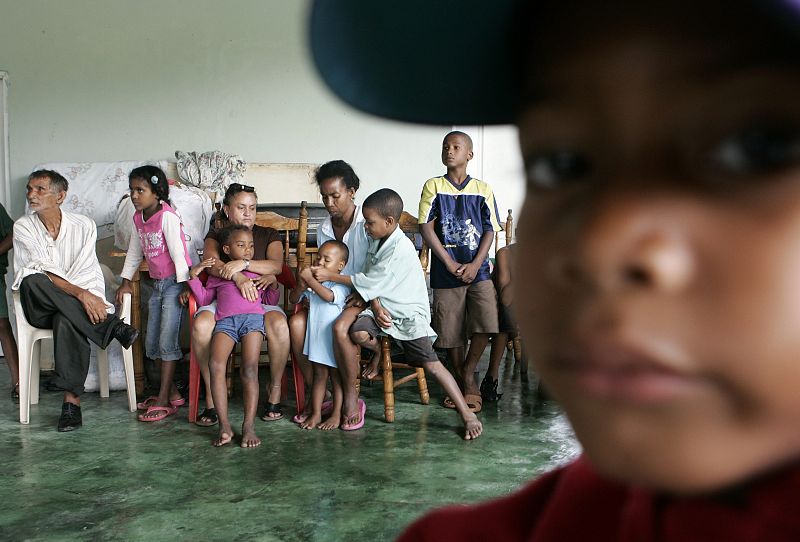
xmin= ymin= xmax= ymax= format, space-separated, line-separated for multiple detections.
xmin=175 ymin=150 xmax=246 ymax=201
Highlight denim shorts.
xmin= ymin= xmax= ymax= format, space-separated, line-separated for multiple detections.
xmin=214 ymin=313 xmax=266 ymax=343
xmin=146 ymin=274 xmax=185 ymax=361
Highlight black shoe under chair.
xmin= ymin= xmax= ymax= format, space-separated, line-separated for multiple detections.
xmin=57 ymin=402 xmax=82 ymax=432
xmin=114 ymin=322 xmax=139 ymax=350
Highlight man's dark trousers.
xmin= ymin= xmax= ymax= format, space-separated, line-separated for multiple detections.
xmin=19 ymin=274 xmax=123 ymax=396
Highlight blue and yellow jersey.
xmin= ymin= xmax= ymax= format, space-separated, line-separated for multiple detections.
xmin=418 ymin=175 xmax=502 ymax=289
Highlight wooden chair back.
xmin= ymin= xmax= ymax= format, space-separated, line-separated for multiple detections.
xmin=494 ymin=208 xmax=514 ymax=254
xmin=397 ymin=211 xmax=429 ymax=272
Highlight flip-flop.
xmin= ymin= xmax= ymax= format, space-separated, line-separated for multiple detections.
xmin=292 ymin=401 xmax=334 ymax=424
xmin=341 ymin=399 xmax=366 ymax=431
xmin=137 ymin=396 xmax=185 ymax=410
xmin=464 ymin=393 xmax=483 ymax=414
xmin=195 ymin=407 xmax=218 ymax=427
xmin=137 ymin=404 xmax=178 ymax=422
xmin=260 ymin=402 xmax=284 ymax=422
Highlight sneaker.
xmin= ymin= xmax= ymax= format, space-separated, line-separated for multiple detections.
xmin=57 ymin=402 xmax=82 ymax=432
xmin=114 ymin=322 xmax=139 ymax=350
xmin=480 ymin=376 xmax=502 ymax=402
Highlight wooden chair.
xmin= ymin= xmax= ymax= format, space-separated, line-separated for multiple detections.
xmin=187 ymin=202 xmax=309 ymax=423
xmin=363 ymin=211 xmax=431 ymax=423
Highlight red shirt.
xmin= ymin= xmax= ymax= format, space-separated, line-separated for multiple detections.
xmin=398 ymin=455 xmax=800 ymax=541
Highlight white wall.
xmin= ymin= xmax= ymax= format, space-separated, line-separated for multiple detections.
xmin=0 ymin=0 xmax=524 ymax=235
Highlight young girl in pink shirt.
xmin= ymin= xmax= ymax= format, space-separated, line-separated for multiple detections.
xmin=188 ymin=225 xmax=278 ymax=448
xmin=116 ymin=166 xmax=192 ymax=422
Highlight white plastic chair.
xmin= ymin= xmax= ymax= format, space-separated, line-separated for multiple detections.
xmin=13 ymin=290 xmax=137 ymax=424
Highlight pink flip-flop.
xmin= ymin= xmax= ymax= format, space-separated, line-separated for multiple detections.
xmin=137 ymin=404 xmax=178 ymax=422
xmin=341 ymin=399 xmax=366 ymax=431
xmin=292 ymin=401 xmax=334 ymax=424
xmin=137 ymin=396 xmax=185 ymax=410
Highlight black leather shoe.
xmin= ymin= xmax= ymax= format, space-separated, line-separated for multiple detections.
xmin=114 ymin=322 xmax=139 ymax=350
xmin=57 ymin=402 xmax=82 ymax=432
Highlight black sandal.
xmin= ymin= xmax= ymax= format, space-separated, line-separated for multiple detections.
xmin=195 ymin=407 xmax=218 ymax=427
xmin=260 ymin=402 xmax=284 ymax=422
xmin=11 ymin=382 xmax=19 ymax=403
xmin=480 ymin=376 xmax=502 ymax=402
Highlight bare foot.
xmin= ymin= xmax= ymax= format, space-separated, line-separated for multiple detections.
xmin=361 ymin=359 xmax=380 ymax=380
xmin=292 ymin=411 xmax=311 ymax=425
xmin=463 ymin=416 xmax=483 ymax=441
xmin=317 ymin=412 xmax=341 ymax=430
xmin=300 ymin=414 xmax=321 ymax=430
xmin=213 ymin=425 xmax=234 ymax=447
xmin=240 ymin=423 xmax=261 ymax=448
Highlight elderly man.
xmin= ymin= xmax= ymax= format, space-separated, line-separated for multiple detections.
xmin=13 ymin=170 xmax=138 ymax=432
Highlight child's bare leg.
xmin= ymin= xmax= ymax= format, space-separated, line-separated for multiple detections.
xmin=0 ymin=318 xmax=19 ymax=390
xmin=138 ymin=359 xmax=180 ymax=420
xmin=481 ymin=332 xmax=508 ymax=401
xmin=210 ymin=334 xmax=236 ymax=447
xmin=239 ymin=332 xmax=262 ymax=448
xmin=289 ymin=309 xmax=313 ymax=387
xmin=447 ymin=345 xmax=466 ymax=389
xmin=487 ymin=332 xmax=508 ymax=381
xmin=423 ymin=359 xmax=483 ymax=440
xmin=318 ymin=367 xmax=343 ymax=430
xmin=192 ymin=311 xmax=217 ymax=415
xmin=333 ymin=306 xmax=363 ymax=425
xmin=301 ymin=362 xmax=329 ymax=430
xmin=351 ymin=329 xmax=380 ymax=380
xmin=462 ymin=333 xmax=491 ymax=396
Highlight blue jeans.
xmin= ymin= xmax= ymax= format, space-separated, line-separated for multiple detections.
xmin=146 ymin=274 xmax=184 ymax=361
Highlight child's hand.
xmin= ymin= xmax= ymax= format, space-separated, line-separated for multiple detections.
xmin=299 ymin=266 xmax=314 ymax=283
xmin=311 ymin=265 xmax=334 ymax=282
xmin=179 ymin=285 xmax=191 ymax=306
xmin=115 ymin=280 xmax=133 ymax=307
xmin=373 ymin=302 xmax=393 ymax=329
xmin=190 ymin=258 xmax=215 ymax=279
xmin=446 ymin=258 xmax=462 ymax=277
xmin=219 ymin=259 xmax=247 ymax=280
xmin=458 ymin=262 xmax=480 ymax=283
xmin=252 ymin=273 xmax=276 ymax=290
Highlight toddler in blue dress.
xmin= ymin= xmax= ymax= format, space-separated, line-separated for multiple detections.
xmin=289 ymin=240 xmax=350 ymax=430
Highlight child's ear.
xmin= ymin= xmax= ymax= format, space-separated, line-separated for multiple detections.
xmin=467 ymin=149 xmax=474 ymax=161
xmin=338 ymin=260 xmax=345 ymax=271
xmin=222 ymin=244 xmax=231 ymax=256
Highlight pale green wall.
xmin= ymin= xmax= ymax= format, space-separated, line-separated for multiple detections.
xmin=0 ymin=0 xmax=459 ymax=218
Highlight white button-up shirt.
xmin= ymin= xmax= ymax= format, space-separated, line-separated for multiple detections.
xmin=13 ymin=210 xmax=112 ymax=311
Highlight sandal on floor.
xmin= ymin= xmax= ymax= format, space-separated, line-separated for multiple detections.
xmin=341 ymin=399 xmax=366 ymax=431
xmin=464 ymin=393 xmax=483 ymax=414
xmin=480 ymin=376 xmax=502 ymax=402
xmin=292 ymin=401 xmax=333 ymax=424
xmin=442 ymin=396 xmax=457 ymax=409
xmin=11 ymin=382 xmax=19 ymax=403
xmin=195 ymin=407 xmax=218 ymax=427
xmin=137 ymin=396 xmax=185 ymax=410
xmin=260 ymin=402 xmax=284 ymax=422
xmin=137 ymin=404 xmax=178 ymax=422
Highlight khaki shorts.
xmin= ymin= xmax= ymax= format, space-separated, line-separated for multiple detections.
xmin=432 ymin=279 xmax=499 ymax=348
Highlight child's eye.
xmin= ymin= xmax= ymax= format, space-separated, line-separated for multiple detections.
xmin=525 ymin=150 xmax=592 ymax=190
xmin=710 ymin=125 xmax=800 ymax=176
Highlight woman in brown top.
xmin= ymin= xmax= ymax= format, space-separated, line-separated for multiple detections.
xmin=191 ymin=183 xmax=290 ymax=426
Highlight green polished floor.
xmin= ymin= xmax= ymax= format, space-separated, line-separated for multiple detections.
xmin=0 ymin=355 xmax=578 ymax=542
